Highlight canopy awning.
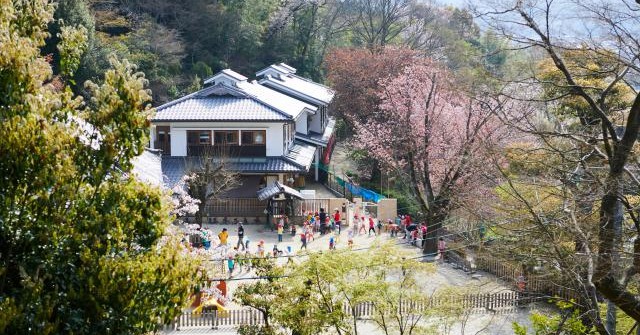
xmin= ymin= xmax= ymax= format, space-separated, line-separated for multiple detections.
xmin=257 ymin=181 xmax=304 ymax=201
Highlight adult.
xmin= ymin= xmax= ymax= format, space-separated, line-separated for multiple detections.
xmin=319 ymin=208 xmax=327 ymax=235
xmin=333 ymin=209 xmax=342 ymax=234
xmin=218 ymin=228 xmax=229 ymax=246
xmin=401 ymin=215 xmax=408 ymax=239
xmin=237 ymin=224 xmax=245 ymax=250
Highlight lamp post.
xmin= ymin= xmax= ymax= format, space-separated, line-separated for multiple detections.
xmin=263 ymin=208 xmax=270 ymax=230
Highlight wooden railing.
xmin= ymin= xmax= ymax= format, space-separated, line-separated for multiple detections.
xmin=161 ymin=293 xmax=525 ymax=331
xmin=205 ymin=198 xmax=267 ymax=217
xmin=201 ymin=198 xmax=333 ymax=219
xmin=446 ymin=251 xmax=584 ymax=305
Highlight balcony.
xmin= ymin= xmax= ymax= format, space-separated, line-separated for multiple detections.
xmin=187 ymin=145 xmax=266 ymax=157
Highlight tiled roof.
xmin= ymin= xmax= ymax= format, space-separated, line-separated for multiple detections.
xmin=161 ymin=157 xmax=306 ymax=187
xmin=256 ymin=64 xmax=295 ymax=77
xmin=131 ymin=149 xmax=164 ymax=187
xmin=257 ymin=181 xmax=304 ymax=201
xmin=152 ymin=95 xmax=289 ymax=122
xmin=235 ymin=80 xmax=316 ymax=119
xmin=153 ymin=76 xmax=317 ymax=122
xmin=260 ymin=74 xmax=335 ymax=105
xmin=283 ymin=140 xmax=316 ymax=169
xmin=296 ymin=117 xmax=336 ymax=147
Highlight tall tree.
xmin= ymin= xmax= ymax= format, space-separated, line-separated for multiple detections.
xmin=343 ymin=0 xmax=412 ymax=50
xmin=353 ymin=61 xmax=503 ymax=255
xmin=0 ymin=1 xmax=199 ymax=333
xmin=324 ymin=46 xmax=417 ymax=130
xmin=477 ymin=0 xmax=640 ymax=330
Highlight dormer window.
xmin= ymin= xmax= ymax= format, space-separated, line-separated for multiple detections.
xmin=203 ymin=69 xmax=248 ymax=87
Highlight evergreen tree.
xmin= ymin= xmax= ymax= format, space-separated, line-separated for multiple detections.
xmin=0 ymin=1 xmax=200 ymax=334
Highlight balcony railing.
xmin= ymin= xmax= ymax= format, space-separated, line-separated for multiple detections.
xmin=187 ymin=145 xmax=266 ymax=157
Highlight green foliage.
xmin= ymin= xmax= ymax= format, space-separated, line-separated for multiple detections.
xmin=57 ymin=25 xmax=88 ymax=81
xmin=538 ymin=47 xmax=635 ymax=125
xmin=513 ymin=301 xmax=596 ymax=335
xmin=45 ymin=0 xmax=108 ymax=89
xmin=235 ymin=243 xmax=441 ymax=335
xmin=0 ymin=2 xmax=200 ymax=333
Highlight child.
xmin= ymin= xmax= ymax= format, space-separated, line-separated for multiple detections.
xmin=300 ymin=233 xmax=308 ymax=250
xmin=438 ymin=237 xmax=447 ymax=262
xmin=277 ymin=223 xmax=284 ymax=242
xmin=258 ymin=240 xmax=265 ymax=257
xmin=291 ymin=223 xmax=297 ymax=236
xmin=368 ymin=217 xmax=376 ymax=236
xmin=347 ymin=229 xmax=354 ymax=249
xmin=359 ymin=216 xmax=366 ymax=235
xmin=411 ymin=229 xmax=418 ymax=246
xmin=273 ymin=244 xmax=282 ymax=257
xmin=227 ymin=256 xmax=235 ymax=277
xmin=329 ymin=235 xmax=335 ymax=250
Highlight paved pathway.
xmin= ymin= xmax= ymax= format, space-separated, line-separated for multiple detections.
xmin=167 ymin=221 xmax=548 ymax=334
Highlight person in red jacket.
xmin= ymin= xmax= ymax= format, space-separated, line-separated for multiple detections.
xmin=333 ymin=209 xmax=342 ymax=234
xmin=368 ymin=217 xmax=376 ymax=236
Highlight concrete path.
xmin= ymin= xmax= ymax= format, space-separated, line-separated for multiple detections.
xmin=166 ymin=221 xmax=549 ymax=334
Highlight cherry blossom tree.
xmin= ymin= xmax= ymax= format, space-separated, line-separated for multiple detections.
xmin=354 ymin=60 xmax=503 ymax=255
xmin=324 ymin=47 xmax=418 ymax=129
xmin=170 ymin=174 xmax=201 ymax=218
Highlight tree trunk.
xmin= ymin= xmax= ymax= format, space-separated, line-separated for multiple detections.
xmin=605 ymin=300 xmax=616 ymax=335
xmin=196 ymin=197 xmax=206 ymax=227
xmin=605 ymin=199 xmax=623 ymax=335
xmin=594 ymin=179 xmax=640 ymax=321
xmin=423 ymin=209 xmax=447 ymax=255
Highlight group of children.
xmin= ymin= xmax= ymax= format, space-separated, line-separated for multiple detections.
xmin=217 ymin=212 xmax=450 ymax=277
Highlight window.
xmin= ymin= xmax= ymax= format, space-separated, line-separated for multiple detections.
xmin=214 ymin=131 xmax=238 ymax=145
xmin=241 ymin=130 xmax=266 ymax=145
xmin=187 ymin=130 xmax=211 ymax=145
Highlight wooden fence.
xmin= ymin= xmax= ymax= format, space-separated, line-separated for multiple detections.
xmin=189 ymin=198 xmax=333 ymax=222
xmin=205 ymin=198 xmax=267 ymax=218
xmin=161 ymin=309 xmax=265 ymax=330
xmin=446 ymin=251 xmax=583 ymax=305
xmin=162 ymin=292 xmax=526 ymax=331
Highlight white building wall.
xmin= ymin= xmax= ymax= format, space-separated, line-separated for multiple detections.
xmin=167 ymin=121 xmax=285 ymax=157
xmin=170 ymin=128 xmax=187 ymax=156
xmin=295 ymin=112 xmax=308 ymax=135
xmin=309 ymin=111 xmax=322 ymax=133
xmin=149 ymin=125 xmax=156 ymax=149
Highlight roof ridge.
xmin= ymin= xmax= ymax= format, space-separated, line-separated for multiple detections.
xmin=155 ymin=83 xmax=252 ymax=111
xmin=288 ymin=74 xmax=335 ymax=92
xmin=237 ymin=81 xmax=316 ymax=118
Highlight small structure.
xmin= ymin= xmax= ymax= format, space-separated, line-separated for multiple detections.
xmin=257 ymin=181 xmax=305 ymax=221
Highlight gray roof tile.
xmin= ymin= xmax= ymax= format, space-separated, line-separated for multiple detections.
xmin=257 ymin=181 xmax=304 ymax=201
xmin=260 ymin=74 xmax=335 ymax=105
xmin=153 ymin=96 xmax=289 ymax=122
xmin=283 ymin=141 xmax=316 ymax=169
xmin=161 ymin=157 xmax=306 ymax=188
